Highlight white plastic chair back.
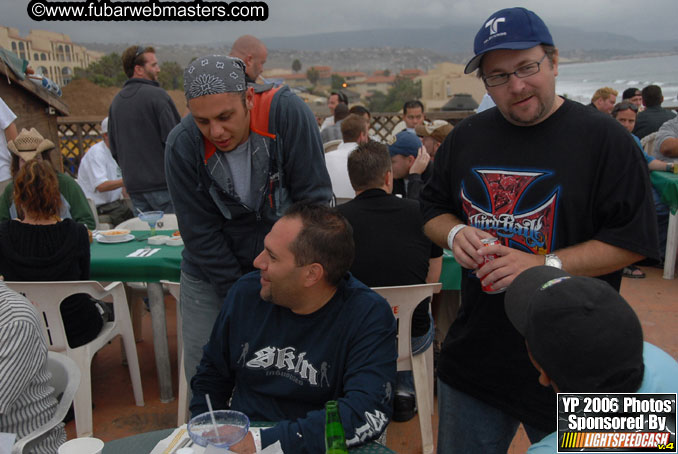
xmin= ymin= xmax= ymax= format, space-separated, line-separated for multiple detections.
xmin=641 ymin=131 xmax=659 ymax=158
xmin=11 ymin=352 xmax=81 ymax=454
xmin=161 ymin=280 xmax=189 ymax=425
xmin=371 ymin=283 xmax=441 ymax=454
xmin=86 ymin=198 xmax=101 ymax=230
xmin=4 ymin=281 xmax=144 ymax=437
xmin=323 ymin=139 xmax=342 ymax=153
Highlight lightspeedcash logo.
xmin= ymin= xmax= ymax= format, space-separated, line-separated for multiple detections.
xmin=27 ymin=0 xmax=269 ymax=22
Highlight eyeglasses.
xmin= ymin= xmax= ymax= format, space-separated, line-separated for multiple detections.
xmin=482 ymin=54 xmax=548 ymax=88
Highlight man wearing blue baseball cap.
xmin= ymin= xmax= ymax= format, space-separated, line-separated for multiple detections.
xmin=419 ymin=7 xmax=659 ymax=453
xmin=388 ymin=131 xmax=431 ymax=199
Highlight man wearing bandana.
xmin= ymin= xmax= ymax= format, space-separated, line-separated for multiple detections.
xmin=165 ymin=56 xmax=332 ymax=388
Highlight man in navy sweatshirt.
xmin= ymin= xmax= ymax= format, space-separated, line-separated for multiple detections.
xmin=190 ymin=203 xmax=397 ymax=453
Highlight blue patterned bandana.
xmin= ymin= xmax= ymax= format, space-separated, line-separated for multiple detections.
xmin=184 ymin=55 xmax=247 ymax=100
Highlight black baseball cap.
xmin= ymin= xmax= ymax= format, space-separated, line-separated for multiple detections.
xmin=504 ymin=266 xmax=644 ymax=393
xmin=622 ymin=87 xmax=641 ymax=100
xmin=465 ymin=7 xmax=554 ymax=74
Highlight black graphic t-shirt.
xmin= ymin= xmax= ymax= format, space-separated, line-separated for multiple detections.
xmin=190 ymin=272 xmax=397 ymax=453
xmin=420 ymin=98 xmax=659 ymax=431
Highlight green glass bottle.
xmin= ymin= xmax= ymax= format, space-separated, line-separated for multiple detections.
xmin=325 ymin=400 xmax=348 ymax=454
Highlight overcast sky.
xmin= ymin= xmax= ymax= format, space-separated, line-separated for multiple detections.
xmin=3 ymin=0 xmax=677 ymax=46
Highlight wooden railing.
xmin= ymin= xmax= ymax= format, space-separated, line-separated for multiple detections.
xmin=56 ymin=110 xmax=476 ymax=175
xmin=370 ymin=111 xmax=474 ymax=143
xmin=57 ymin=116 xmax=104 ymax=177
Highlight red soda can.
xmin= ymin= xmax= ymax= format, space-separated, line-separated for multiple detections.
xmin=480 ymin=237 xmax=506 ymax=294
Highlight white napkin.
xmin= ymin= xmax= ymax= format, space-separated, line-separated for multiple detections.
xmin=202 ymin=440 xmax=282 ymax=454
xmin=150 ymin=426 xmax=283 ymax=454
xmin=259 ymin=441 xmax=283 ymax=453
xmin=150 ymin=427 xmax=199 ymax=454
xmin=126 ymin=248 xmax=160 ymax=258
xmin=0 ymin=433 xmax=16 ymax=454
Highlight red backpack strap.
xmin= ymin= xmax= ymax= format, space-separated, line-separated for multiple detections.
xmin=203 ymin=86 xmax=281 ymax=162
xmin=249 ymin=86 xmax=282 ymax=139
xmin=203 ymin=140 xmax=216 ymax=164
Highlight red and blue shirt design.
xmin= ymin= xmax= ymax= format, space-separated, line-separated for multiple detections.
xmin=461 ymin=169 xmax=558 ymax=255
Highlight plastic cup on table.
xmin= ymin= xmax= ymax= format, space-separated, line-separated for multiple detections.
xmin=187 ymin=409 xmax=250 ymax=449
xmin=58 ymin=437 xmax=105 ymax=454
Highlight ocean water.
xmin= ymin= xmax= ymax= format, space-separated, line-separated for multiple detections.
xmin=555 ymin=55 xmax=678 ymax=107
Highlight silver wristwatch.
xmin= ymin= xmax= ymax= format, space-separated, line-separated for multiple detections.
xmin=544 ymin=254 xmax=562 ymax=269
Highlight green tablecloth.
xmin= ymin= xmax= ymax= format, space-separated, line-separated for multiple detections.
xmin=440 ymin=249 xmax=461 ymax=290
xmin=102 ymin=427 xmax=396 ymax=453
xmin=90 ymin=230 xmax=182 ymax=283
xmin=651 ymin=171 xmax=678 ymax=214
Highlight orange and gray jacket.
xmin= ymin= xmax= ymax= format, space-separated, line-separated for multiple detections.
xmin=165 ymin=84 xmax=332 ymax=298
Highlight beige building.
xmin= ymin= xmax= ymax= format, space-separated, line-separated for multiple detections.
xmin=351 ymin=75 xmax=396 ymax=97
xmin=417 ymin=62 xmax=486 ymax=111
xmin=0 ymin=26 xmax=102 ymax=87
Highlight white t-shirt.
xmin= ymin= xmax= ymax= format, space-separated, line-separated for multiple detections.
xmin=320 ymin=116 xmax=334 ymax=131
xmin=77 ymin=140 xmax=123 ymax=206
xmin=0 ymin=98 xmax=17 ymax=182
xmin=325 ymin=141 xmax=357 ymax=200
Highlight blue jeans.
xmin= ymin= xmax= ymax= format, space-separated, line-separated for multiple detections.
xmin=437 ymin=380 xmax=549 ymax=454
xmin=180 ymin=271 xmax=224 ymax=393
xmin=129 ymin=189 xmax=175 ymax=214
xmin=397 ymin=313 xmax=435 ymax=394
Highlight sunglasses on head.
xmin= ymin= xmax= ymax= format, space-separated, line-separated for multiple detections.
xmin=612 ymin=101 xmax=638 ymax=116
xmin=134 ymin=45 xmax=145 ymax=60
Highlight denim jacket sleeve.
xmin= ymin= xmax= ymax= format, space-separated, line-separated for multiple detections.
xmin=273 ymin=88 xmax=333 ymax=208
xmin=165 ymin=120 xmax=244 ymax=298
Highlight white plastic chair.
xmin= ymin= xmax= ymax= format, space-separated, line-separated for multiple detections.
xmin=323 ymin=139 xmax=342 ymax=153
xmin=11 ymin=352 xmax=81 ymax=454
xmin=161 ymin=280 xmax=189 ymax=425
xmin=4 ymin=281 xmax=145 ymax=437
xmin=86 ymin=198 xmax=111 ymax=230
xmin=371 ymin=283 xmax=441 ymax=454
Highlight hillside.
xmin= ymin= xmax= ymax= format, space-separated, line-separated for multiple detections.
xmin=61 ymin=79 xmax=188 ymax=118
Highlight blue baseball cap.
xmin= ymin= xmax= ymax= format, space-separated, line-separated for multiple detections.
xmin=388 ymin=131 xmax=422 ymax=158
xmin=464 ymin=7 xmax=554 ymax=74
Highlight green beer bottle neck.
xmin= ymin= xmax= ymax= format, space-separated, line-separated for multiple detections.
xmin=325 ymin=401 xmax=348 ymax=454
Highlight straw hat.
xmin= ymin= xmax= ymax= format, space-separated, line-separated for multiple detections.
xmin=7 ymin=128 xmax=55 ymax=162
xmin=414 ymin=120 xmax=454 ymax=143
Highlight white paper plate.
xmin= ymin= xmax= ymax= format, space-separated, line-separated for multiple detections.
xmin=165 ymin=237 xmax=184 ymax=247
xmin=96 ymin=233 xmax=135 ymax=244
xmin=148 ymin=235 xmax=170 ymax=245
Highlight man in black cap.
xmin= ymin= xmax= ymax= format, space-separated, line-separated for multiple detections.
xmin=419 ymin=7 xmax=659 ymax=453
xmin=505 ymin=266 xmax=678 ymax=453
xmin=622 ymin=87 xmax=643 ymax=109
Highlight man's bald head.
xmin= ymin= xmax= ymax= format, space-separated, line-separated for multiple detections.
xmin=229 ymin=35 xmax=268 ymax=81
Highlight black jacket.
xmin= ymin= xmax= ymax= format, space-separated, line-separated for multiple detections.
xmin=109 ymin=78 xmax=181 ymax=193
xmin=392 ymin=161 xmax=433 ymax=200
